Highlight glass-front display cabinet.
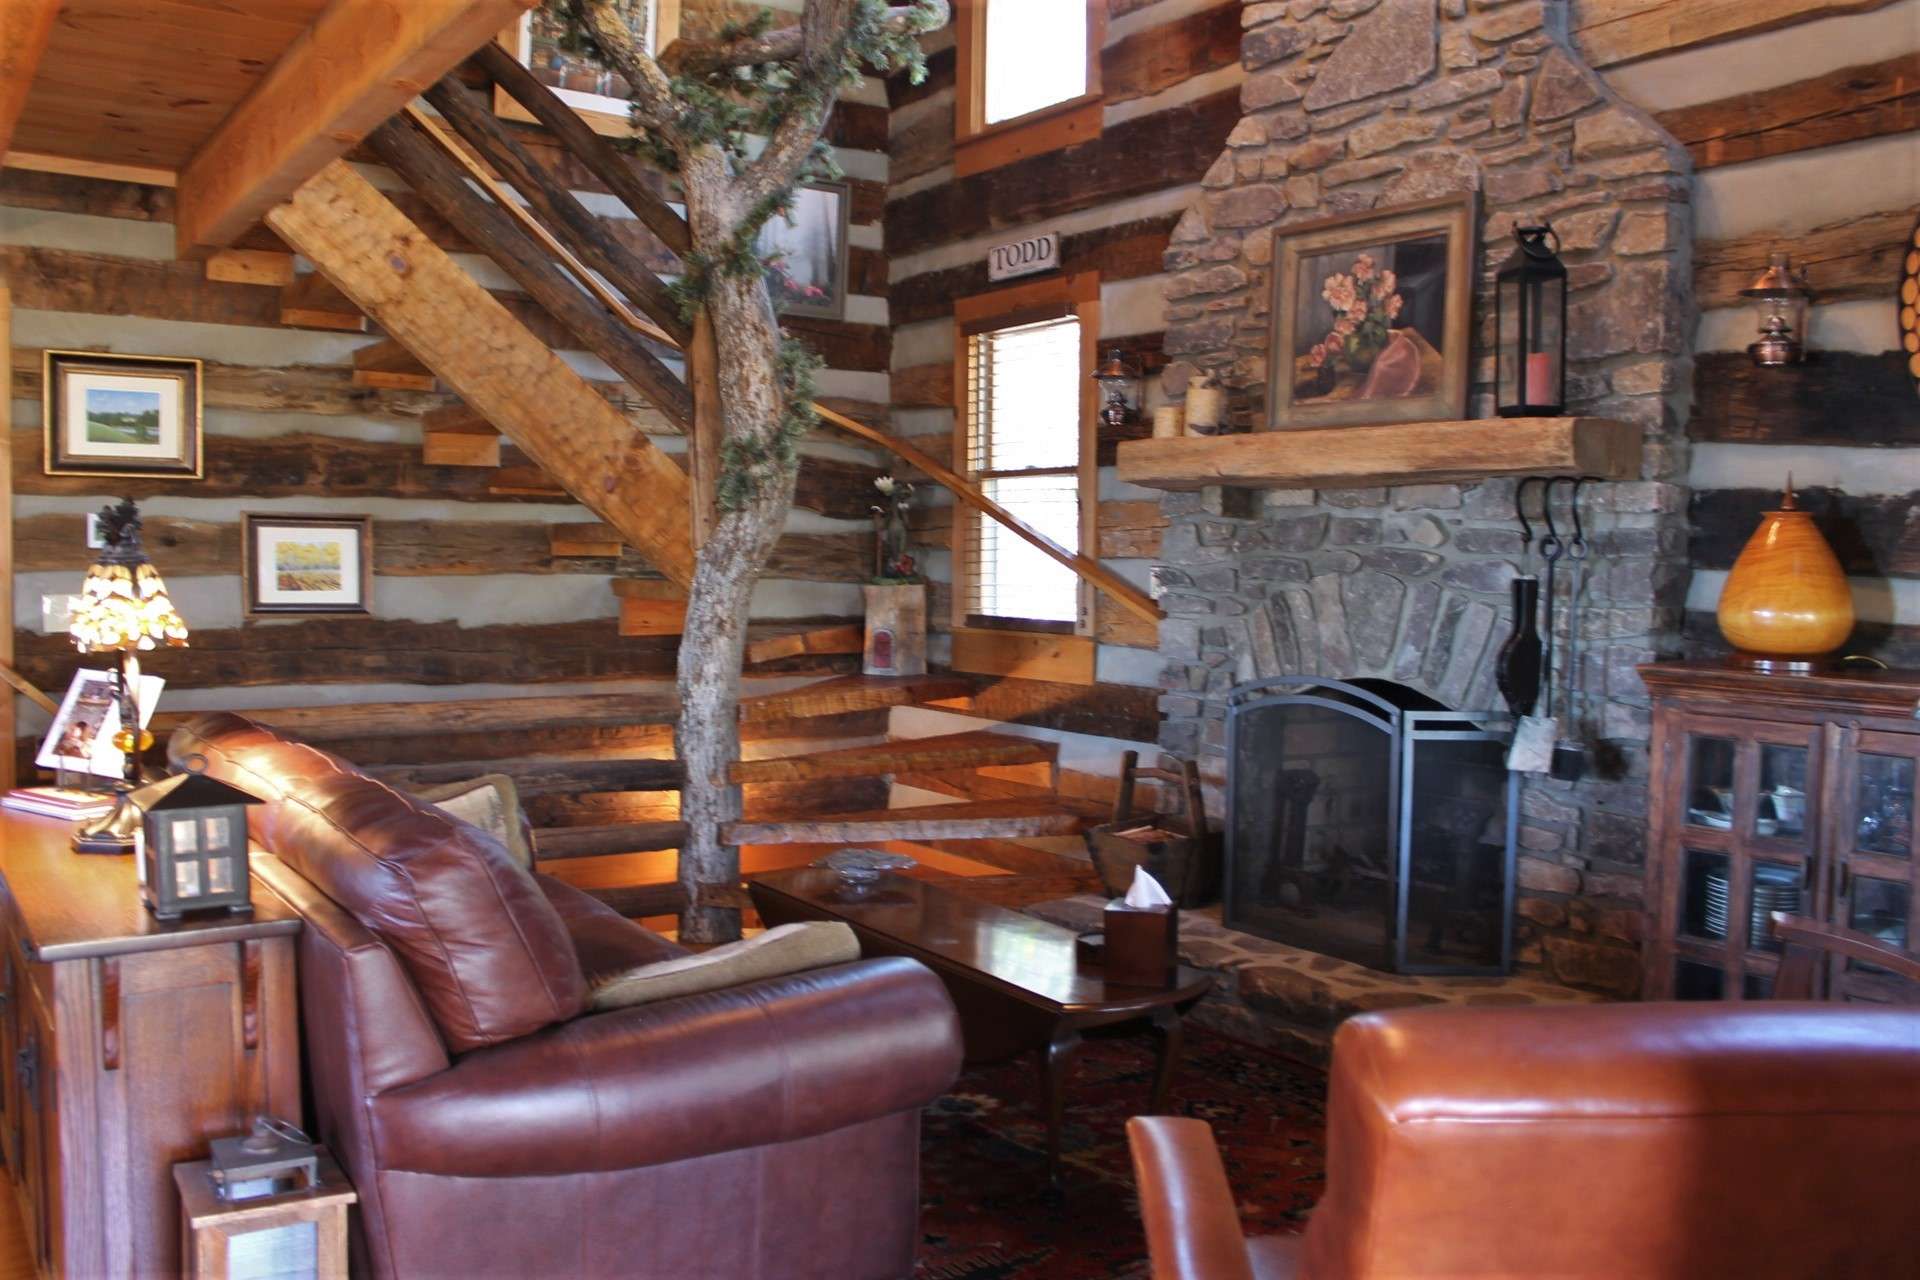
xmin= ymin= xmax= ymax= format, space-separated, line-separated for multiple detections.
xmin=1642 ymin=665 xmax=1920 ymax=1003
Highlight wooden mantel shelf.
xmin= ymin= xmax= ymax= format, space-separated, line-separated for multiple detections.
xmin=1115 ymin=417 xmax=1642 ymax=491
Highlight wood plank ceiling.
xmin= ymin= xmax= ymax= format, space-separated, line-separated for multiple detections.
xmin=9 ymin=0 xmax=333 ymax=176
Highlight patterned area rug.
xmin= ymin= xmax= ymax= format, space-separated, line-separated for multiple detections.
xmin=915 ymin=1029 xmax=1328 ymax=1279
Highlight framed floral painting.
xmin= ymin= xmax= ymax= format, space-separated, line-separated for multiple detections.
xmin=760 ymin=181 xmax=850 ymax=320
xmin=1267 ymin=195 xmax=1476 ymax=429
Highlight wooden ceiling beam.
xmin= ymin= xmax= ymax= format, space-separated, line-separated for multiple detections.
xmin=174 ymin=0 xmax=537 ymax=257
xmin=0 ymin=1 xmax=62 ymax=162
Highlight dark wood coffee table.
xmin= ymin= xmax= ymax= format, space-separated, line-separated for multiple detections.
xmin=749 ymin=868 xmax=1212 ymax=1186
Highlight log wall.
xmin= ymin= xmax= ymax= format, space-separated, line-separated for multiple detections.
xmin=872 ymin=0 xmax=1241 ymax=781
xmin=0 ymin=89 xmax=895 ymax=833
xmin=1598 ymin=0 xmax=1920 ymax=663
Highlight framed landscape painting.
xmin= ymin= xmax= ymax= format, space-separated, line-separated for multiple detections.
xmin=1268 ymin=195 xmax=1476 ymax=430
xmin=243 ymin=514 xmax=372 ymax=617
xmin=43 ymin=351 xmax=202 ymax=477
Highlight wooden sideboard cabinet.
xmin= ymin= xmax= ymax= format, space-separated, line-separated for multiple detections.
xmin=1641 ymin=664 xmax=1920 ymax=1003
xmin=0 ymin=811 xmax=302 ymax=1276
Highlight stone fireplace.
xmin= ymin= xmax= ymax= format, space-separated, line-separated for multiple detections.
xmin=1151 ymin=0 xmax=1696 ymax=996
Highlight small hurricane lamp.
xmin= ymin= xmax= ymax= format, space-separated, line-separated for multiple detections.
xmin=1093 ymin=348 xmax=1143 ymax=431
xmin=1740 ymin=251 xmax=1813 ymax=366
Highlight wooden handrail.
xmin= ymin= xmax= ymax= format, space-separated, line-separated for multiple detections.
xmin=814 ymin=404 xmax=1162 ymax=624
xmin=421 ymin=69 xmax=1165 ymax=627
xmin=0 ymin=662 xmax=59 ymax=717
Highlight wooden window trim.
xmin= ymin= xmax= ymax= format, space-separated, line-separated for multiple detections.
xmin=953 ymin=0 xmax=1105 ymax=177
xmin=951 ymin=271 xmax=1101 ymax=685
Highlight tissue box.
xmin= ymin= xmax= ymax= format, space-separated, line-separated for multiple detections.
xmin=1099 ymin=904 xmax=1178 ymax=988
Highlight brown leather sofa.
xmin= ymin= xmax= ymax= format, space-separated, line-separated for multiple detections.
xmin=1130 ymin=1002 xmax=1920 ymax=1279
xmin=174 ymin=713 xmax=963 ymax=1280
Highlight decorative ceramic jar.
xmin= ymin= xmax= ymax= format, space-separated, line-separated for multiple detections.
xmin=1716 ymin=484 xmax=1854 ymax=672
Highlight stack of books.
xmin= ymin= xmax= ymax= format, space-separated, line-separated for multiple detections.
xmin=2 ymin=786 xmax=115 ymax=821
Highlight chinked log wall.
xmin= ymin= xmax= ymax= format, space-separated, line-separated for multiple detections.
xmin=0 ymin=90 xmax=896 ymax=834
xmin=1600 ymin=15 xmax=1920 ymax=665
xmin=874 ymin=0 xmax=1248 ymax=758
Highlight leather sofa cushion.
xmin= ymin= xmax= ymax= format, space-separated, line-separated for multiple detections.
xmin=371 ymin=955 xmax=964 ymax=1177
xmin=176 ymin=713 xmax=587 ymax=1053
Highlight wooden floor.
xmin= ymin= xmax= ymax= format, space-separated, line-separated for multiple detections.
xmin=0 ymin=1188 xmax=31 ymax=1280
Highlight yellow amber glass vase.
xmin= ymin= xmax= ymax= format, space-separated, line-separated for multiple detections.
xmin=1716 ymin=484 xmax=1855 ymax=672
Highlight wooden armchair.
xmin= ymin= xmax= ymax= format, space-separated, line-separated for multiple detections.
xmin=1770 ymin=913 xmax=1920 ymax=999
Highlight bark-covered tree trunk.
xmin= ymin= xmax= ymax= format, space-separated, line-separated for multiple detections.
xmin=571 ymin=0 xmax=942 ymax=943
xmin=672 ymin=263 xmax=797 ymax=942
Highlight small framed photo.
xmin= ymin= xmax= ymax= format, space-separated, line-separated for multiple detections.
xmin=760 ymin=182 xmax=851 ymax=321
xmin=242 ymin=514 xmax=373 ymax=617
xmin=1268 ymin=194 xmax=1476 ymax=430
xmin=43 ymin=350 xmax=203 ymax=478
xmin=36 ymin=667 xmax=166 ymax=776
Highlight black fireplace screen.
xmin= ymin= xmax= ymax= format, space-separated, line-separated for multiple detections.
xmin=1224 ymin=677 xmax=1516 ymax=975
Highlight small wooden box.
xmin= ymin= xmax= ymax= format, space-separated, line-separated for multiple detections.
xmin=1099 ymin=905 xmax=1178 ymax=988
xmin=176 ymin=1148 xmax=356 ymax=1280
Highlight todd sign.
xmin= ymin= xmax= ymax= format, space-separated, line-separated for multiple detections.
xmin=986 ymin=231 xmax=1059 ymax=282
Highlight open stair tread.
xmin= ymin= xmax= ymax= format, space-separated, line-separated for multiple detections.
xmin=533 ymin=821 xmax=688 ymax=859
xmin=729 ymin=730 xmax=1056 ymax=785
xmin=368 ymin=753 xmax=684 ymax=796
xmin=725 ymin=798 xmax=1089 ymax=845
xmin=738 ymin=673 xmax=977 ymax=722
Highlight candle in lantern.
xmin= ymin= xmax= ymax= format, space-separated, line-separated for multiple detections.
xmin=1524 ymin=352 xmax=1553 ymax=405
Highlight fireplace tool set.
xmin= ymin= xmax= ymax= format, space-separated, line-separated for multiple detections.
xmin=1499 ymin=476 xmax=1594 ymax=781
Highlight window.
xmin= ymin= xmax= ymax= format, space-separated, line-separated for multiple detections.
xmin=965 ymin=315 xmax=1083 ymax=625
xmin=954 ymin=0 xmax=1105 ymax=177
xmin=951 ymin=273 xmax=1101 ymax=682
xmin=983 ymin=1 xmax=1089 ymax=125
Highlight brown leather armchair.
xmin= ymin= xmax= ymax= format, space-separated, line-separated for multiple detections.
xmin=177 ymin=714 xmax=963 ymax=1280
xmin=1131 ymin=1002 xmax=1920 ymax=1279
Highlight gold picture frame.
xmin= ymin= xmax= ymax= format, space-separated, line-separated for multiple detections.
xmin=42 ymin=350 xmax=203 ymax=478
xmin=1267 ymin=194 xmax=1477 ymax=430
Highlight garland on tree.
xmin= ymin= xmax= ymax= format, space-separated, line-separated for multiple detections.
xmin=550 ymin=0 xmax=939 ymax=507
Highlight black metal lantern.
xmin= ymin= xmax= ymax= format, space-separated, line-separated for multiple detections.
xmin=1495 ymin=224 xmax=1567 ymax=417
xmin=131 ymin=756 xmax=262 ymax=921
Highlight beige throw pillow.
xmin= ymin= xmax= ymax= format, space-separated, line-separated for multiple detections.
xmin=410 ymin=774 xmax=534 ymax=869
xmin=589 ymin=921 xmax=861 ymax=1011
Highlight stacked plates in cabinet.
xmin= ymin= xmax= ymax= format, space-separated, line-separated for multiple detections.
xmin=1702 ymin=865 xmax=1801 ymax=942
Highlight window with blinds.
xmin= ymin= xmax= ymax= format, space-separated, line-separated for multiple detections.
xmin=963 ymin=314 xmax=1083 ymax=628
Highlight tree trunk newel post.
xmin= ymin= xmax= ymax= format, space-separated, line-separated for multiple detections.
xmin=564 ymin=0 xmax=948 ymax=942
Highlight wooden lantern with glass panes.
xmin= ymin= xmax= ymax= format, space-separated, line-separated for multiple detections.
xmin=176 ymin=1148 xmax=355 ymax=1280
xmin=131 ymin=756 xmax=263 ymax=921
